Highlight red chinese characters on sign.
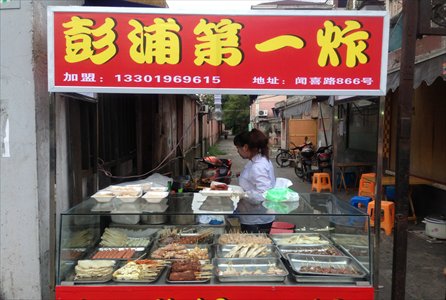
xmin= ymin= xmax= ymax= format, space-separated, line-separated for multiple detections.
xmin=48 ymin=8 xmax=388 ymax=95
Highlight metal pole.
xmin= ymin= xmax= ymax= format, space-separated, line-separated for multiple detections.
xmin=392 ymin=0 xmax=418 ymax=298
xmin=319 ymin=102 xmax=328 ymax=146
xmin=199 ymin=111 xmax=204 ymax=157
xmin=374 ymin=96 xmax=385 ymax=297
xmin=49 ymin=92 xmax=56 ymax=297
xmin=332 ymin=102 xmax=338 ymax=193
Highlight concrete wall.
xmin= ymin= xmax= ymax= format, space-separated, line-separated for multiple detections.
xmin=1 ymin=1 xmax=41 ymax=298
xmin=1 ymin=1 xmax=82 ymax=299
xmin=252 ymin=95 xmax=285 ymax=118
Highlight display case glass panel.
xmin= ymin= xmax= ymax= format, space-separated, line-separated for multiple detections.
xmin=57 ymin=192 xmax=372 ymax=286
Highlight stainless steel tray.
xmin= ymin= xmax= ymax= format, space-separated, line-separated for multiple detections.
xmin=90 ymin=247 xmax=146 ymax=260
xmin=113 ymin=264 xmax=166 ymax=283
xmin=217 ymin=233 xmax=273 ymax=245
xmin=270 ymin=233 xmax=331 ymax=246
xmin=216 ymin=244 xmax=280 ymax=259
xmin=100 ymin=237 xmax=153 ymax=248
xmin=336 ymin=245 xmax=370 ymax=271
xmin=214 ymin=258 xmax=289 ymax=282
xmin=277 ymin=244 xmax=344 ymax=257
xmin=150 ymin=243 xmax=212 ymax=260
xmin=72 ymin=262 xmax=117 ymax=284
xmin=60 ymin=248 xmax=88 ymax=260
xmin=286 ymin=253 xmax=367 ymax=278
xmin=340 ymin=245 xmax=369 ymax=257
xmin=157 ymin=233 xmax=216 ymax=245
xmin=161 ymin=225 xmax=224 ymax=234
xmin=165 ymin=266 xmax=211 ymax=284
xmin=74 ymin=273 xmax=113 ymax=284
xmin=125 ymin=237 xmax=153 ymax=248
xmin=292 ymin=273 xmax=364 ymax=284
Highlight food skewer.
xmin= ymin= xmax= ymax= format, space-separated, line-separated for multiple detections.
xmin=135 ymin=252 xmax=147 ymax=261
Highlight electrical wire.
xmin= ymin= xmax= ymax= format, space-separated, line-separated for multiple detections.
xmin=98 ymin=113 xmax=199 ymax=180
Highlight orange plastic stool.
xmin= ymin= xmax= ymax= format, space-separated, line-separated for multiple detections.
xmin=358 ymin=173 xmax=376 ymax=200
xmin=361 ymin=173 xmax=376 ymax=181
xmin=367 ymin=200 xmax=395 ymax=236
xmin=311 ymin=172 xmax=332 ymax=192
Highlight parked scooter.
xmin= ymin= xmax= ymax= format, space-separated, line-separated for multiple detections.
xmin=294 ymin=140 xmax=332 ymax=181
xmin=196 ymin=156 xmax=232 ymax=186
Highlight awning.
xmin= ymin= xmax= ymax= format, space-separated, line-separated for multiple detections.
xmin=282 ymin=96 xmax=314 ymax=118
xmin=387 ymin=52 xmax=446 ymax=92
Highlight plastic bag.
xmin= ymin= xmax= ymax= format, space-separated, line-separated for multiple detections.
xmin=275 ymin=177 xmax=293 ymax=188
xmin=263 ymin=187 xmax=299 ymax=202
xmin=198 ymin=215 xmax=225 ymax=225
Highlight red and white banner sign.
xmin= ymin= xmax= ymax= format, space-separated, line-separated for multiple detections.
xmin=48 ymin=7 xmax=389 ymax=95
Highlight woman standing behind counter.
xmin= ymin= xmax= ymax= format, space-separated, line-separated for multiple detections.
xmin=233 ymin=129 xmax=276 ymax=233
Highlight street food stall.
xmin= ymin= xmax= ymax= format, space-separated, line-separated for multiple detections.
xmin=56 ymin=186 xmax=374 ymax=299
xmin=48 ymin=6 xmax=389 ymax=299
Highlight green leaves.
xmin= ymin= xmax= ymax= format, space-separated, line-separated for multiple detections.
xmin=222 ymin=95 xmax=250 ymax=135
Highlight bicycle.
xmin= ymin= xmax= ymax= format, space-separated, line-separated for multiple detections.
xmin=275 ymin=142 xmax=301 ymax=167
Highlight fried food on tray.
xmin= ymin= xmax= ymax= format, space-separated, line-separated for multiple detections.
xmin=75 ymin=260 xmax=116 ymax=279
xmin=168 ymin=259 xmax=212 ymax=281
xmin=92 ymin=248 xmax=135 ymax=259
xmin=224 ymin=244 xmax=270 ymax=258
xmin=218 ymin=233 xmax=272 ymax=245
xmin=113 ymin=260 xmax=167 ymax=280
xmin=151 ymin=243 xmax=209 ymax=260
xmin=157 ymin=228 xmax=213 ymax=245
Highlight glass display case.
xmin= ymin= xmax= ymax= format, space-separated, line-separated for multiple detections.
xmin=56 ymin=192 xmax=374 ymax=299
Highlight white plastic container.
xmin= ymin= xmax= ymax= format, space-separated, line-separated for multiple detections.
xmin=112 ymin=186 xmax=143 ymax=203
xmin=91 ymin=190 xmax=114 ymax=202
xmin=142 ymin=191 xmax=169 ymax=203
xmin=423 ymin=215 xmax=446 ymax=239
xmin=150 ymin=186 xmax=168 ymax=192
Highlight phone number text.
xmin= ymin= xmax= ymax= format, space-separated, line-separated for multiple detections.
xmin=115 ymin=74 xmax=221 ymax=84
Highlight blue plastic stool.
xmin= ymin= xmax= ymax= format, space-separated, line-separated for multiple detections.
xmin=350 ymin=196 xmax=372 ymax=211
xmin=385 ymin=186 xmax=396 ymax=200
xmin=349 ymin=196 xmax=372 ymax=227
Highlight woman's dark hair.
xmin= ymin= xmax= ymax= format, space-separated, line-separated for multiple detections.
xmin=234 ymin=131 xmax=250 ymax=148
xmin=234 ymin=128 xmax=270 ymax=159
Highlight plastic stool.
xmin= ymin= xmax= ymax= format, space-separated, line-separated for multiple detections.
xmin=349 ymin=196 xmax=372 ymax=227
xmin=311 ymin=172 xmax=332 ymax=193
xmin=358 ymin=173 xmax=376 ymax=200
xmin=361 ymin=173 xmax=376 ymax=181
xmin=385 ymin=186 xmax=396 ymax=200
xmin=350 ymin=196 xmax=372 ymax=210
xmin=272 ymin=221 xmax=295 ymax=230
xmin=367 ymin=200 xmax=395 ymax=236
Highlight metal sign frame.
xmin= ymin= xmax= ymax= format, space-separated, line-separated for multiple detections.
xmin=48 ymin=6 xmax=389 ymax=96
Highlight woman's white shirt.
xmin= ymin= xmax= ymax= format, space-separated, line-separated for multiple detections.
xmin=237 ymin=154 xmax=275 ymax=225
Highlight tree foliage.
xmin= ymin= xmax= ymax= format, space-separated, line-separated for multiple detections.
xmin=222 ymin=95 xmax=250 ymax=135
xmin=199 ymin=94 xmax=214 ymax=108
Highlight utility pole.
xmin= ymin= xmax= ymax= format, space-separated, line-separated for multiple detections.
xmin=392 ymin=0 xmax=417 ymax=298
xmin=392 ymin=1 xmax=446 ymax=298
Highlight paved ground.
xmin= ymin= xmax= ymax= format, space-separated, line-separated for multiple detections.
xmin=214 ymin=135 xmax=446 ymax=300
